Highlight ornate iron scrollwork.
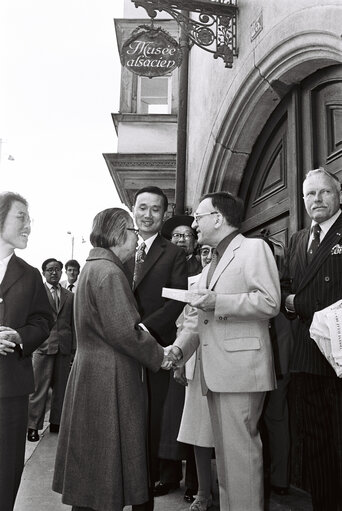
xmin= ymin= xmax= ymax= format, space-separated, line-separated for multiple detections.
xmin=132 ymin=0 xmax=238 ymax=68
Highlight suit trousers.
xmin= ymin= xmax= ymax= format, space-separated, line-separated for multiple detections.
xmin=0 ymin=395 xmax=28 ymax=511
xmin=263 ymin=373 xmax=291 ymax=488
xmin=28 ymin=352 xmax=71 ymax=430
xmin=297 ymin=372 xmax=342 ymax=511
xmin=207 ymin=390 xmax=265 ymax=511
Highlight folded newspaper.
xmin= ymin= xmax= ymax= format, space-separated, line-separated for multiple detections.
xmin=310 ymin=299 xmax=342 ymax=377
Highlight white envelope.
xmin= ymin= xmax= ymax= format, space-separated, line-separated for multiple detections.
xmin=162 ymin=287 xmax=200 ymax=303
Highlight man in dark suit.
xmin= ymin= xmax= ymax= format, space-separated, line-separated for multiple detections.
xmin=27 ymin=258 xmax=74 ymax=441
xmin=282 ymin=167 xmax=342 ymax=511
xmin=0 ymin=192 xmax=53 ymax=511
xmin=128 ymin=186 xmax=187 ymax=509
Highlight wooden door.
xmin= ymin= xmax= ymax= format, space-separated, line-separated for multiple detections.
xmin=237 ymin=64 xmax=342 ymax=490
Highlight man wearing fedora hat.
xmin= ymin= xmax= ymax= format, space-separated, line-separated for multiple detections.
xmin=156 ymin=215 xmax=202 ymax=502
xmin=161 ymin=215 xmax=202 ymax=278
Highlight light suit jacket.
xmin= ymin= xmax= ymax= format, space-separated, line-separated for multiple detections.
xmin=174 ymin=234 xmax=280 ymax=393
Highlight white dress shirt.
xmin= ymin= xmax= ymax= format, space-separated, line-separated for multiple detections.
xmin=0 ymin=253 xmax=13 ymax=285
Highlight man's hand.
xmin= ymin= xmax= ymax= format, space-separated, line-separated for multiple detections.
xmin=173 ymin=366 xmax=188 ymax=386
xmin=161 ymin=345 xmax=183 ymax=370
xmin=0 ymin=326 xmax=21 ymax=356
xmin=285 ymin=294 xmax=296 ymax=317
xmin=189 ymin=290 xmax=216 ymax=311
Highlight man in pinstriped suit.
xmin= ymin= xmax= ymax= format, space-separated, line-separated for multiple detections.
xmin=282 ymin=168 xmax=342 ymax=511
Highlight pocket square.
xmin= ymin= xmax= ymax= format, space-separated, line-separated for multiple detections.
xmin=331 ymin=244 xmax=342 ymax=255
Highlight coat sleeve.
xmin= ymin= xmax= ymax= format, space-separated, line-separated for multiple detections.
xmin=215 ymin=240 xmax=281 ymax=320
xmin=143 ymin=248 xmax=188 ymax=343
xmin=174 ymin=303 xmax=200 ymax=364
xmin=17 ymin=269 xmax=54 ymax=356
xmin=96 ymin=270 xmax=164 ymax=372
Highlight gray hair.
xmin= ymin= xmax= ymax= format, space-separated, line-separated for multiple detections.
xmin=90 ymin=208 xmax=131 ymax=248
xmin=304 ymin=167 xmax=341 ymax=193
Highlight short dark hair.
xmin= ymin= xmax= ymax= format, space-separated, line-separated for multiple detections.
xmin=133 ymin=186 xmax=168 ymax=213
xmin=200 ymin=191 xmax=244 ymax=229
xmin=90 ymin=208 xmax=131 ymax=249
xmin=0 ymin=192 xmax=28 ymax=232
xmin=42 ymin=258 xmax=63 ymax=272
xmin=65 ymin=259 xmax=80 ymax=271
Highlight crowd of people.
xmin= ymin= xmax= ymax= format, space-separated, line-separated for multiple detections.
xmin=0 ymin=166 xmax=342 ymax=511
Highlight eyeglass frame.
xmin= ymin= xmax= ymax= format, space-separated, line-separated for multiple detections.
xmin=193 ymin=211 xmax=219 ymax=222
xmin=126 ymin=227 xmax=140 ymax=236
xmin=199 ymin=246 xmax=215 ymax=256
xmin=44 ymin=267 xmax=62 ymax=274
xmin=171 ymin=232 xmax=195 ymax=240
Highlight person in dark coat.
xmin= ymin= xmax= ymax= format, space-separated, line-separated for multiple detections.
xmin=158 ymin=215 xmax=202 ymax=502
xmin=282 ymin=168 xmax=342 ymax=510
xmin=0 ymin=192 xmax=53 ymax=511
xmin=53 ymin=207 xmax=168 ymax=511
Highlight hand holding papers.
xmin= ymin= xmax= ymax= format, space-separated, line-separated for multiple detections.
xmin=310 ymin=299 xmax=342 ymax=377
xmin=162 ymin=287 xmax=216 ymax=311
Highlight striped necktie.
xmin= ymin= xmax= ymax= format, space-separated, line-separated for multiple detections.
xmin=307 ymin=223 xmax=321 ymax=264
xmin=68 ymin=284 xmax=74 ymax=292
xmin=51 ymin=285 xmax=60 ymax=310
xmin=133 ymin=242 xmax=146 ymax=289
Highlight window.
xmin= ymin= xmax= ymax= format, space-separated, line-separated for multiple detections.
xmin=137 ymin=75 xmax=172 ymax=114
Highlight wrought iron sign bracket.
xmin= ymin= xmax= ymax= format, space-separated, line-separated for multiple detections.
xmin=132 ymin=0 xmax=238 ymax=68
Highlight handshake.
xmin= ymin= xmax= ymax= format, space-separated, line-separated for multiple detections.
xmin=161 ymin=345 xmax=183 ymax=370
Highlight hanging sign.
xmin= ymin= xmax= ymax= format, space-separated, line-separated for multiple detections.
xmin=121 ymin=25 xmax=183 ymax=78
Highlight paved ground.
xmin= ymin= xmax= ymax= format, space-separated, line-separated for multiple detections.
xmin=14 ymin=416 xmax=313 ymax=511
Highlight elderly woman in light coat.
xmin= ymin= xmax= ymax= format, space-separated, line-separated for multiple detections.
xmin=53 ymin=208 xmax=166 ymax=511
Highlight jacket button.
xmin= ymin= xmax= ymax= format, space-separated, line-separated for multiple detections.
xmin=204 ymin=319 xmax=208 ymax=324
xmin=324 ymin=276 xmax=330 ymax=282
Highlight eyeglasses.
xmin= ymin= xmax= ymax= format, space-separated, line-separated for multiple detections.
xmin=200 ymin=247 xmax=215 ymax=257
xmin=193 ymin=211 xmax=218 ymax=222
xmin=126 ymin=227 xmax=139 ymax=236
xmin=45 ymin=267 xmax=62 ymax=274
xmin=171 ymin=233 xmax=194 ymax=240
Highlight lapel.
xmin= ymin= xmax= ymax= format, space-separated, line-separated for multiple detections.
xmin=297 ymin=214 xmax=342 ymax=294
xmin=293 ymin=229 xmax=310 ymax=283
xmin=208 ymin=233 xmax=243 ymax=290
xmin=0 ymin=253 xmax=26 ymax=295
xmin=45 ymin=283 xmax=58 ymax=313
xmin=59 ymin=286 xmax=68 ymax=312
xmin=135 ymin=234 xmax=165 ymax=288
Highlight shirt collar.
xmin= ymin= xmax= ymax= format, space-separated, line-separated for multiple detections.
xmin=140 ymin=233 xmax=158 ymax=254
xmin=0 ymin=253 xmax=13 ymax=267
xmin=311 ymin=209 xmax=341 ymax=237
xmin=46 ymin=282 xmax=60 ymax=291
xmin=216 ymin=230 xmax=239 ymax=260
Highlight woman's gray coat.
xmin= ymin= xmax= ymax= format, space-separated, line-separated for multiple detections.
xmin=53 ymin=248 xmax=164 ymax=510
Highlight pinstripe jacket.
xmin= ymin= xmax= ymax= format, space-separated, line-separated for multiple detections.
xmin=282 ymin=213 xmax=342 ymax=376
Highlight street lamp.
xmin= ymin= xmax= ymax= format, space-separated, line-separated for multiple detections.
xmin=67 ymin=231 xmax=74 ymax=259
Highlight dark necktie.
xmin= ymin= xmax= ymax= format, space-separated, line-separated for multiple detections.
xmin=133 ymin=242 xmax=146 ymax=289
xmin=51 ymin=285 xmax=60 ymax=310
xmin=307 ymin=223 xmax=321 ymax=264
xmin=206 ymin=249 xmax=218 ymax=287
xmin=68 ymin=284 xmax=74 ymax=292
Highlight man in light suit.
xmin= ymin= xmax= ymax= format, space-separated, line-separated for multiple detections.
xmin=282 ymin=168 xmax=342 ymax=511
xmin=169 ymin=191 xmax=280 ymax=510
xmin=127 ymin=186 xmax=188 ymax=510
xmin=0 ymin=192 xmax=53 ymax=511
xmin=28 ymin=258 xmax=74 ymax=441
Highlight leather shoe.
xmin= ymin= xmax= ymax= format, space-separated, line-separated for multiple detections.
xmin=184 ymin=488 xmax=196 ymax=503
xmin=153 ymin=481 xmax=180 ymax=496
xmin=271 ymin=485 xmax=289 ymax=496
xmin=49 ymin=423 xmax=60 ymax=433
xmin=27 ymin=428 xmax=39 ymax=442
